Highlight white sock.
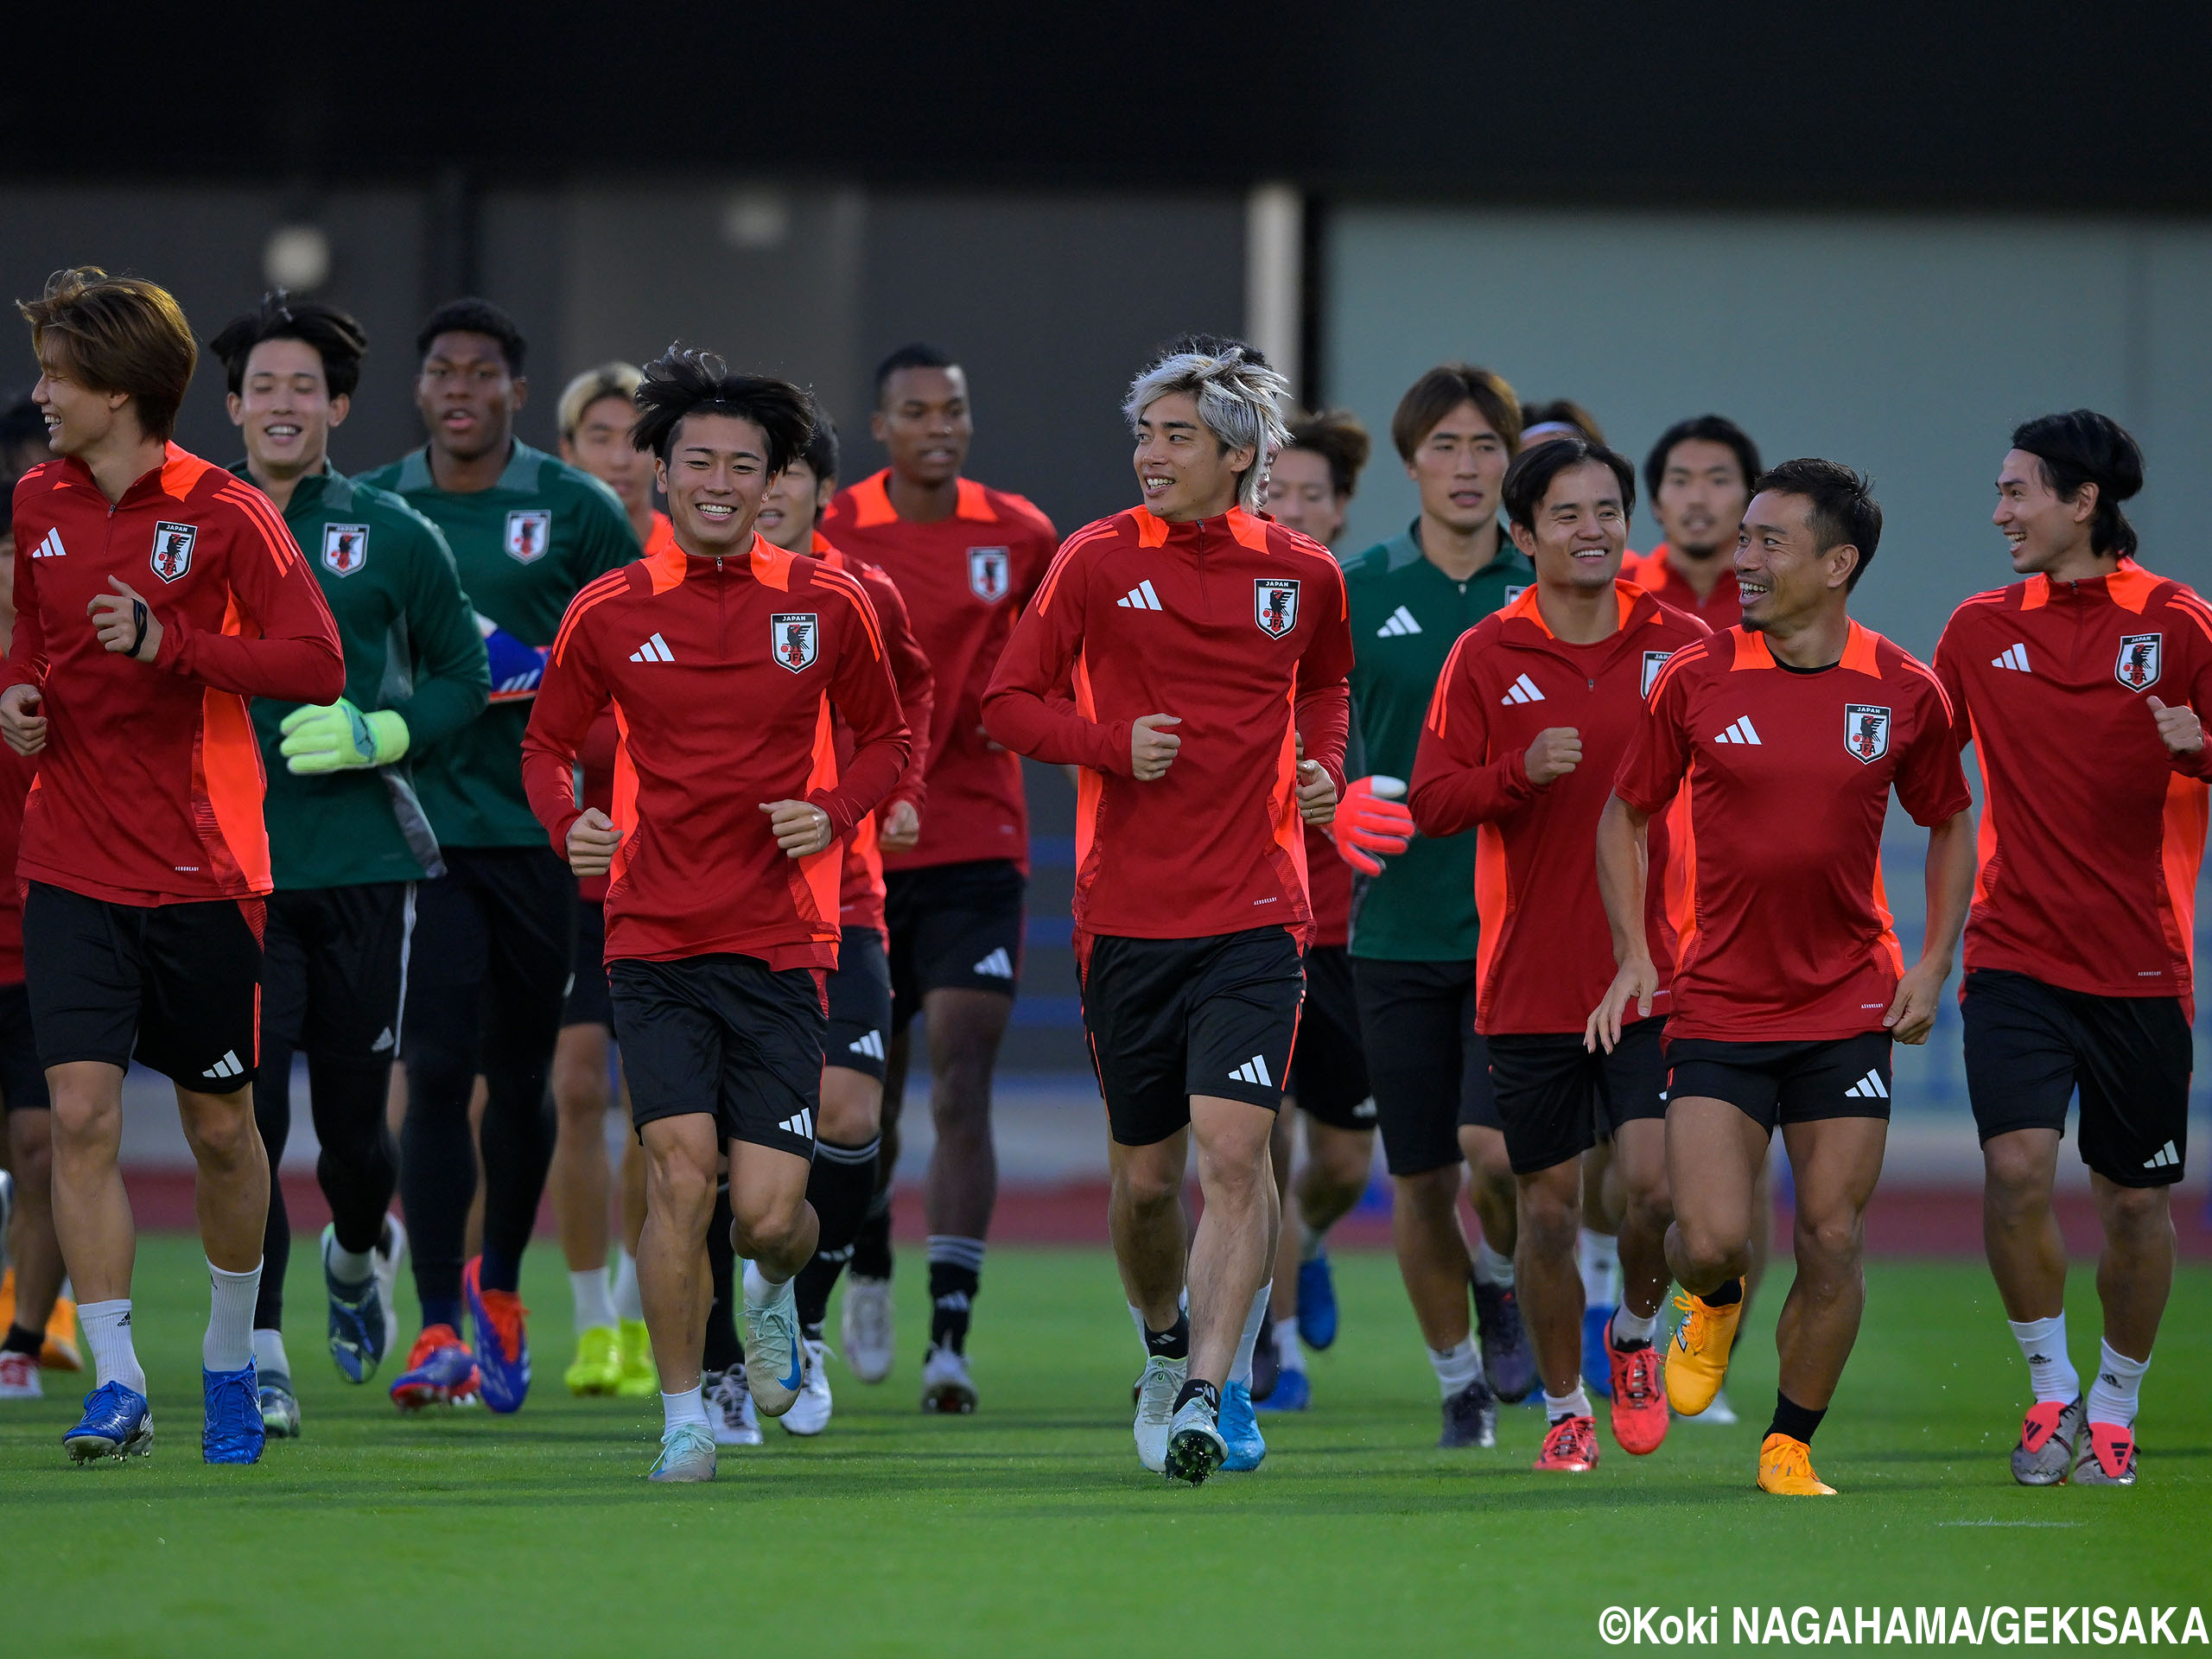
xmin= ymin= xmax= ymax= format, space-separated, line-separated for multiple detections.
xmin=744 ymin=1259 xmax=791 ymax=1301
xmin=1472 ymin=1239 xmax=1515 ymax=1289
xmin=1577 ymin=1227 xmax=1620 ymax=1305
xmin=2086 ymin=1338 xmax=2149 ymax=1429
xmin=1273 ymin=1317 xmax=1304 ymax=1374
xmin=1299 ymin=1220 xmax=1328 ymax=1262
xmin=327 ymin=1237 xmax=374 ymax=1286
xmin=204 ymin=1259 xmax=261 ymax=1372
xmin=252 ymin=1327 xmax=291 ymax=1380
xmin=2008 ymin=1312 xmax=2080 ymax=1405
xmin=661 ymin=1385 xmax=709 ymax=1433
xmin=1544 ymin=1385 xmax=1593 ymax=1422
xmin=79 ymin=1300 xmax=147 ymax=1395
xmin=571 ymin=1268 xmax=617 ymax=1333
xmin=612 ymin=1250 xmax=644 ymax=1322
xmin=1611 ymin=1304 xmax=1660 ymax=1347
xmin=1428 ymin=1337 xmax=1483 ymax=1398
xmin=1227 ymin=1283 xmax=1271 ymax=1386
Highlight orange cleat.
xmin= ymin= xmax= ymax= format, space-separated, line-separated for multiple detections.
xmin=0 ymin=1271 xmax=82 ymax=1370
xmin=1664 ymin=1281 xmax=1744 ymax=1416
xmin=1758 ymin=1433 xmax=1836 ymax=1495
xmin=1606 ymin=1323 xmax=1669 ymax=1455
xmin=389 ymin=1323 xmax=482 ymax=1410
xmin=1535 ymin=1414 xmax=1601 ymax=1471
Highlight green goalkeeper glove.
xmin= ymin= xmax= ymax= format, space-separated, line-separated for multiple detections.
xmin=278 ymin=698 xmax=410 ymax=774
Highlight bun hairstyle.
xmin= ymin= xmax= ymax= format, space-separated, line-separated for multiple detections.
xmin=2010 ymin=410 xmax=2143 ymax=559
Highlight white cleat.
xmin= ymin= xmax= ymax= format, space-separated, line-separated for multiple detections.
xmin=372 ymin=1215 xmax=408 ymax=1363
xmin=1134 ymin=1355 xmax=1186 ymax=1472
xmin=919 ymin=1344 xmax=977 ymax=1414
xmin=0 ymin=1349 xmax=42 ymax=1400
xmin=744 ymin=1264 xmax=804 ymax=1419
xmin=841 ymin=1274 xmax=894 ymax=1383
xmin=648 ymin=1421 xmax=716 ymax=1483
xmin=781 ymin=1339 xmax=834 ymax=1436
xmin=704 ymin=1369 xmax=762 ymax=1446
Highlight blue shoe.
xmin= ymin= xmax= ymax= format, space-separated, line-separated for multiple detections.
xmin=1220 ymin=1379 xmax=1267 ymax=1471
xmin=202 ymin=1362 xmax=265 ymax=1464
xmin=1473 ymin=1277 xmax=1537 ymax=1404
xmin=1582 ymin=1302 xmax=1616 ymax=1399
xmin=463 ymin=1256 xmax=531 ymax=1414
xmin=389 ymin=1324 xmax=480 ymax=1411
xmin=323 ymin=1224 xmax=388 ymax=1383
xmin=1295 ymin=1254 xmax=1338 ymax=1351
xmin=1255 ymin=1367 xmax=1310 ymax=1413
xmin=65 ymin=1380 xmax=154 ymax=1464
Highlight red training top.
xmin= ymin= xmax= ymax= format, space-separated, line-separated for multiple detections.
xmin=1611 ymin=620 xmax=1971 ymax=1042
xmin=0 ymin=719 xmax=33 ymax=984
xmin=1304 ymin=823 xmax=1352 ymax=950
xmin=1623 ymin=547 xmax=1742 ymax=628
xmin=6 ymin=447 xmax=344 ymax=905
xmin=1410 ymin=581 xmax=1711 ymax=1034
xmin=819 ymin=471 xmax=1057 ymax=873
xmin=522 ymin=531 xmax=909 ymax=970
xmin=983 ymin=505 xmax=1352 ymax=947
xmin=1934 ymin=559 xmax=2212 ymax=1012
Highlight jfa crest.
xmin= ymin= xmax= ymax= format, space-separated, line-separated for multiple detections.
xmin=1641 ymin=650 xmax=1675 ymax=698
xmin=772 ymin=612 xmax=819 ymax=672
xmin=505 ymin=509 xmax=552 ymax=564
xmin=1845 ymin=702 xmax=1891 ymax=765
xmin=1254 ymin=577 xmax=1300 ymax=639
xmin=2115 ymin=632 xmax=2162 ymax=692
xmin=322 ymin=522 xmax=370 ymax=577
xmin=968 ymin=546 xmax=1010 ymax=602
xmin=149 ymin=520 xmax=197 ymax=583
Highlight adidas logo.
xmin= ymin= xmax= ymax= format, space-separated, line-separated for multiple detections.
xmin=1229 ymin=1054 xmax=1274 ymax=1088
xmin=1500 ymin=673 xmax=1545 ymax=706
xmin=371 ymin=1027 xmax=395 ymax=1053
xmin=203 ymin=1050 xmax=246 ymax=1082
xmin=848 ymin=1029 xmax=886 ymax=1061
xmin=1991 ymin=643 xmax=2032 ymax=673
xmin=1842 ymin=1069 xmax=1889 ymax=1100
xmin=1116 ymin=580 xmax=1164 ymax=611
xmin=1713 ymin=715 xmax=1762 ymax=746
xmin=2143 ymin=1140 xmax=2181 ymax=1170
xmin=628 ymin=632 xmax=675 ymax=664
xmin=778 ymin=1109 xmax=816 ymax=1141
xmin=31 ymin=529 xmax=66 ymax=559
xmin=1376 ymin=605 xmax=1421 ymax=638
xmin=972 ymin=947 xmax=1014 ymax=979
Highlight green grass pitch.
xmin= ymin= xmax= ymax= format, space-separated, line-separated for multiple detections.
xmin=2 ymin=1237 xmax=2205 ymax=1655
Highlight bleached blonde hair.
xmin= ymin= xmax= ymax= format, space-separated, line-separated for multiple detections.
xmin=1122 ymin=342 xmax=1292 ymax=513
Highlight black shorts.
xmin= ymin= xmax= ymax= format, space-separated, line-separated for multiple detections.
xmin=884 ymin=858 xmax=1025 ymax=1029
xmin=1287 ymin=945 xmax=1373 ymax=1132
xmin=1080 ymin=926 xmax=1305 ymax=1146
xmin=1665 ymin=1031 xmax=1892 ymax=1134
xmin=825 ymin=925 xmax=893 ymax=1082
xmin=1961 ymin=969 xmax=2191 ymax=1189
xmin=0 ymin=981 xmax=49 ymax=1111
xmin=1488 ymin=1020 xmax=1668 ymax=1175
xmin=262 ymin=882 xmax=414 ymax=1068
xmin=611 ymin=954 xmax=827 ymax=1157
xmin=564 ymin=900 xmax=613 ymax=1031
xmin=1353 ymin=957 xmax=1498 ymax=1177
xmin=22 ymin=881 xmax=264 ymax=1090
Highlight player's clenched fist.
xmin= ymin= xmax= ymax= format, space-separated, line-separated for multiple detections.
xmin=1295 ymin=758 xmax=1338 ymax=826
xmin=761 ymin=798 xmax=833 ymax=858
xmin=1131 ymin=712 xmax=1181 ymax=780
xmin=2146 ymin=696 xmax=2204 ymax=756
xmin=566 ymin=806 xmax=622 ymax=878
xmin=0 ymin=684 xmax=47 ymax=756
xmin=88 ymin=576 xmax=163 ymax=663
xmin=1523 ymin=726 xmax=1582 ymax=785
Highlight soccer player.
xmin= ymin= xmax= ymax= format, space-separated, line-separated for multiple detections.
xmin=1592 ymin=459 xmax=1974 ymax=1496
xmin=212 ymin=295 xmax=490 ymax=1436
xmin=819 ymin=344 xmax=1058 ymax=1410
xmin=1517 ymin=399 xmax=1607 ymax=447
xmin=1934 ymin=411 xmax=2209 ymax=1488
xmin=1409 ymin=435 xmax=1709 ymax=1471
xmin=1339 ymin=364 xmax=1537 ymax=1446
xmin=3 ymin=268 xmax=345 ymax=1463
xmin=522 ymin=349 xmax=910 ymax=1482
xmin=358 ymin=299 xmax=640 ymax=1413
xmin=984 ymin=341 xmax=1350 ymax=1484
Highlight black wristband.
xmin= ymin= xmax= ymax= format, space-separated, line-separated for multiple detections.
xmin=129 ymin=599 xmax=149 ymax=660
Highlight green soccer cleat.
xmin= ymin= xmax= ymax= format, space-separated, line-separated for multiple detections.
xmin=565 ymin=1325 xmax=622 ymax=1396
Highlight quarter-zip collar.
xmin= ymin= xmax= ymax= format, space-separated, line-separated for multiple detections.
xmin=1130 ymin=504 xmax=1271 ymax=556
xmin=225 ymin=456 xmax=340 ymax=519
xmin=1491 ymin=578 xmax=1663 ymax=675
xmin=60 ymin=442 xmax=191 ymax=511
xmin=2020 ymin=556 xmax=2158 ymax=614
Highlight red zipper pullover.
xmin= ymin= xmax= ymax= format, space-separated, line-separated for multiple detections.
xmin=982 ymin=505 xmax=1352 ymax=946
xmin=521 ymin=531 xmax=909 ymax=969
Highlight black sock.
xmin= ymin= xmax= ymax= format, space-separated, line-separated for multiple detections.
xmin=1769 ymin=1390 xmax=1826 ymax=1446
xmin=1145 ymin=1312 xmax=1191 ymax=1361
xmin=1173 ymin=1377 xmax=1220 ymax=1416
xmin=702 ymin=1183 xmax=743 ymax=1376
xmin=3 ymin=1324 xmax=41 ymax=1357
xmin=849 ymin=1190 xmax=894 ymax=1281
xmin=1703 ymin=1277 xmax=1744 ymax=1307
xmin=928 ymin=1256 xmax=980 ymax=1355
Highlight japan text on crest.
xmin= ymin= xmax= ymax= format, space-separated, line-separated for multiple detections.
xmin=772 ymin=612 xmax=819 ymax=672
xmin=1845 ymin=702 xmax=1891 ymax=764
xmin=1254 ymin=577 xmax=1300 ymax=639
xmin=149 ymin=520 xmax=196 ymax=582
xmin=2115 ymin=632 xmax=2162 ymax=692
xmin=505 ymin=509 xmax=552 ymax=563
xmin=1642 ymin=650 xmax=1675 ymax=697
xmin=968 ymin=546 xmax=1010 ymax=602
xmin=322 ymin=523 xmax=370 ymax=576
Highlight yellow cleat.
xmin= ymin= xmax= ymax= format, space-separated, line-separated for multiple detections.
xmin=1663 ymin=1281 xmax=1744 ymax=1416
xmin=0 ymin=1273 xmax=82 ymax=1371
xmin=565 ymin=1325 xmax=623 ymax=1396
xmin=1758 ymin=1433 xmax=1837 ymax=1495
xmin=615 ymin=1317 xmax=658 ymax=1399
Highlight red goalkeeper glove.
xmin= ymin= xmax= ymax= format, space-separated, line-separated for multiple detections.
xmin=1326 ymin=774 xmax=1413 ymax=876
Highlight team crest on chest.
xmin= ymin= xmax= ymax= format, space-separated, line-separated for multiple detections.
xmin=968 ymin=546 xmax=1010 ymax=602
xmin=772 ymin=613 xmax=819 ymax=672
xmin=2115 ymin=632 xmax=2162 ymax=692
xmin=1254 ymin=578 xmax=1300 ymax=639
xmin=504 ymin=509 xmax=551 ymax=563
xmin=149 ymin=521 xmax=197 ymax=582
xmin=1845 ymin=702 xmax=1891 ymax=764
xmin=1641 ymin=650 xmax=1675 ymax=697
xmin=322 ymin=523 xmax=370 ymax=576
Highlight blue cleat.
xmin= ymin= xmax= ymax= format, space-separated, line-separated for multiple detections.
xmin=464 ymin=1256 xmax=531 ymax=1414
xmin=322 ymin=1224 xmax=389 ymax=1383
xmin=1295 ymin=1253 xmax=1338 ymax=1351
xmin=202 ymin=1362 xmax=265 ymax=1464
xmin=65 ymin=1380 xmax=154 ymax=1464
xmin=1582 ymin=1302 xmax=1616 ymax=1398
xmin=1474 ymin=1277 xmax=1537 ymax=1404
xmin=389 ymin=1325 xmax=480 ymax=1410
xmin=1255 ymin=1366 xmax=1310 ymax=1413
xmin=1220 ymin=1379 xmax=1267 ymax=1471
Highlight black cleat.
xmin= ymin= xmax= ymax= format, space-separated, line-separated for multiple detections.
xmin=1440 ymin=1375 xmax=1498 ymax=1449
xmin=1473 ymin=1278 xmax=1537 ymax=1403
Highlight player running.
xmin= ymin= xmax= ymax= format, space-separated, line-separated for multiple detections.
xmin=522 ymin=349 xmax=909 ymax=1483
xmin=985 ymin=340 xmax=1350 ymax=1484
xmin=820 ymin=344 xmax=1057 ymax=1411
xmin=1410 ymin=435 xmax=1709 ymax=1471
xmin=211 ymin=296 xmax=490 ymax=1435
xmin=1340 ymin=365 xmax=1537 ymax=1447
xmin=358 ymin=300 xmax=640 ymax=1414
xmin=1935 ymin=411 xmax=2209 ymax=1488
xmin=1592 ymin=459 xmax=1974 ymax=1496
xmin=4 ymin=268 xmax=345 ymax=1464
